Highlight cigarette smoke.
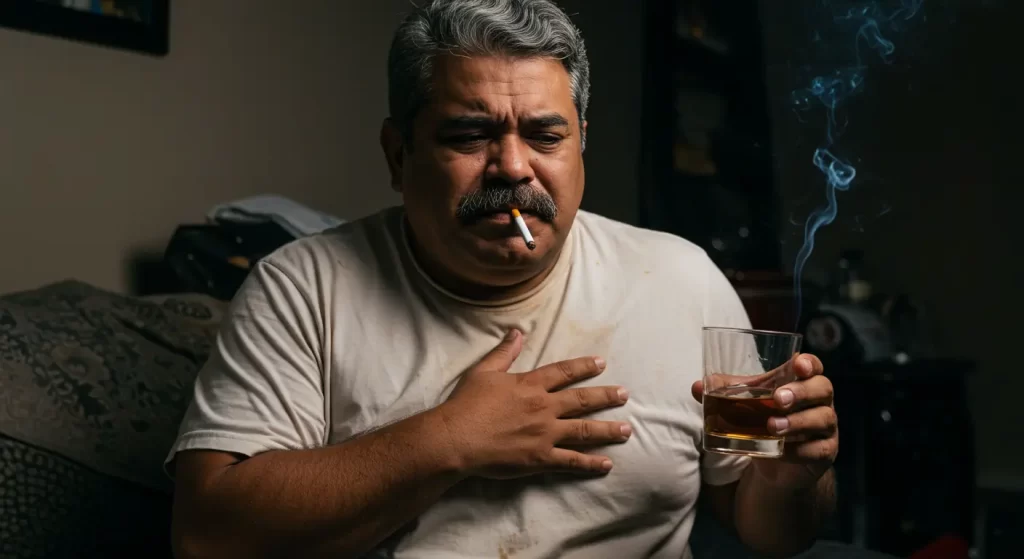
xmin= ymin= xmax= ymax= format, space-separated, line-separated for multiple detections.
xmin=791 ymin=0 xmax=925 ymax=323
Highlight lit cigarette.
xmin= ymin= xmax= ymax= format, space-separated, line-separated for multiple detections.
xmin=510 ymin=208 xmax=536 ymax=250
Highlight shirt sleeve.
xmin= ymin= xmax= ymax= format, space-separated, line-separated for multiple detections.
xmin=699 ymin=255 xmax=753 ymax=486
xmin=164 ymin=259 xmax=326 ymax=474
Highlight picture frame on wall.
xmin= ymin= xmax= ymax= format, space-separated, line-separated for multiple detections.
xmin=0 ymin=0 xmax=169 ymax=56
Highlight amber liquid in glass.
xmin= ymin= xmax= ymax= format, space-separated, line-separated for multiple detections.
xmin=703 ymin=385 xmax=783 ymax=440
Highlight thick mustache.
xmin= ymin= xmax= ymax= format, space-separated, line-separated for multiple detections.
xmin=455 ymin=185 xmax=558 ymax=223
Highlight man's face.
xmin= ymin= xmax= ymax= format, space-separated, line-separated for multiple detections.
xmin=383 ymin=55 xmax=586 ymax=290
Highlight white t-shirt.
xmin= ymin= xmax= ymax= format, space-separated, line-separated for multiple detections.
xmin=167 ymin=207 xmax=752 ymax=558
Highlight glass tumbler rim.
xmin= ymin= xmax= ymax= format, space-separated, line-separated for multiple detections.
xmin=702 ymin=326 xmax=803 ymax=340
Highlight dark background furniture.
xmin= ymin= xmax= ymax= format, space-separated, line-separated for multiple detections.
xmin=829 ymin=359 xmax=976 ymax=556
xmin=639 ymin=2 xmax=988 ymax=557
xmin=639 ymin=0 xmax=781 ymax=275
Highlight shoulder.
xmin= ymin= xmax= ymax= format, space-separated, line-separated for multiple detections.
xmin=573 ymin=210 xmax=717 ymax=280
xmin=258 ymin=206 xmax=402 ymax=290
xmin=227 ymin=206 xmax=405 ymax=328
xmin=572 ymin=211 xmax=746 ymax=325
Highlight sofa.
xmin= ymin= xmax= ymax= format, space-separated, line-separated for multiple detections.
xmin=0 ymin=280 xmax=224 ymax=558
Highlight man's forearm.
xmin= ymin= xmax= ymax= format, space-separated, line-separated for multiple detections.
xmin=173 ymin=407 xmax=465 ymax=559
xmin=733 ymin=466 xmax=836 ymax=558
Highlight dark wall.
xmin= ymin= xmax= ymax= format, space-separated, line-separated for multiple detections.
xmin=558 ymin=0 xmax=645 ymax=225
xmin=759 ymin=0 xmax=1024 ymax=485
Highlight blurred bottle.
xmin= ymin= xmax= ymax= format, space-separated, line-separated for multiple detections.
xmin=832 ymin=249 xmax=872 ymax=305
xmin=803 ymin=249 xmax=891 ymax=369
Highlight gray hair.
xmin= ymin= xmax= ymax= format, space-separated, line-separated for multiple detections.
xmin=388 ymin=0 xmax=590 ymax=151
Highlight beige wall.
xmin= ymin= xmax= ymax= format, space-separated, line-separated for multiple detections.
xmin=0 ymin=0 xmax=409 ymax=294
xmin=0 ymin=0 xmax=644 ymax=296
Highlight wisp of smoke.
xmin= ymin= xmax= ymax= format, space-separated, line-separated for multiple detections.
xmin=790 ymin=0 xmax=925 ymax=323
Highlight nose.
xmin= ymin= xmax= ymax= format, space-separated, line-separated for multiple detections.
xmin=486 ymin=135 xmax=535 ymax=185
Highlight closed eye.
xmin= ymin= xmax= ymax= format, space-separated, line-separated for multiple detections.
xmin=529 ymin=133 xmax=565 ymax=151
xmin=533 ymin=134 xmax=562 ymax=145
xmin=443 ymin=134 xmax=488 ymax=147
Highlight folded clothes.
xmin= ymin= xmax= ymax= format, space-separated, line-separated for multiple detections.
xmin=207 ymin=194 xmax=345 ymax=238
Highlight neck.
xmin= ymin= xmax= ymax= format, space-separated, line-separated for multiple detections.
xmin=404 ymin=219 xmax=563 ymax=303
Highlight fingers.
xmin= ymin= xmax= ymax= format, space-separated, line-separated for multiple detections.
xmin=475 ymin=329 xmax=524 ymax=372
xmin=536 ymin=420 xmax=632 ymax=476
xmin=691 ymin=380 xmax=703 ymax=402
xmin=556 ymin=419 xmax=633 ymax=446
xmin=768 ymin=356 xmax=838 ymax=466
xmin=547 ymin=448 xmax=614 ymax=474
xmin=556 ymin=385 xmax=629 ymax=417
xmin=783 ymin=435 xmax=839 ymax=464
xmin=774 ymin=374 xmax=834 ymax=410
xmin=531 ymin=356 xmax=607 ymax=391
xmin=789 ymin=353 xmax=825 ymax=379
xmin=702 ymin=354 xmax=825 ymax=403
xmin=769 ymin=405 xmax=838 ymax=437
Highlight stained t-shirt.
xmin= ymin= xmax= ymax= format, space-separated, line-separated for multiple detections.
xmin=167 ymin=207 xmax=752 ymax=558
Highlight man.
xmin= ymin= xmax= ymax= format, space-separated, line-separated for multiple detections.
xmin=168 ymin=1 xmax=839 ymax=557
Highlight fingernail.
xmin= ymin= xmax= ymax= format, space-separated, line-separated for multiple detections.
xmin=620 ymin=424 xmax=632 ymax=437
xmin=777 ymin=389 xmax=794 ymax=406
xmin=771 ymin=417 xmax=790 ymax=433
xmin=505 ymin=329 xmax=519 ymax=341
xmin=798 ymin=355 xmax=812 ymax=369
xmin=617 ymin=387 xmax=629 ymax=402
xmin=594 ymin=357 xmax=606 ymax=370
xmin=601 ymin=460 xmax=613 ymax=471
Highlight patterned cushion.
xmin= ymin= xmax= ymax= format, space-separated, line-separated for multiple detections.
xmin=0 ymin=281 xmax=225 ymax=557
xmin=0 ymin=434 xmax=172 ymax=559
xmin=0 ymin=280 xmax=225 ymax=494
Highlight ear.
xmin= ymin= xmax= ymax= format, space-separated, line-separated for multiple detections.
xmin=380 ymin=118 xmax=405 ymax=192
xmin=581 ymin=120 xmax=588 ymax=153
